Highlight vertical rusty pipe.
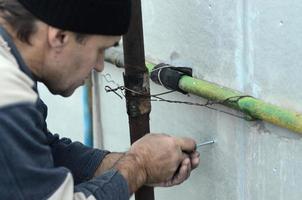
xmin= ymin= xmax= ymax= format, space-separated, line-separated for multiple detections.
xmin=122 ymin=1 xmax=154 ymax=200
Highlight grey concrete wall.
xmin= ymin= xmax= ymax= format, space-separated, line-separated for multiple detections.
xmin=98 ymin=0 xmax=302 ymax=200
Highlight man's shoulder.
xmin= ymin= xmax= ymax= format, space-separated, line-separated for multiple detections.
xmin=0 ymin=44 xmax=38 ymax=109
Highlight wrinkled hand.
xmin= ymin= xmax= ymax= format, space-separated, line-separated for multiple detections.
xmin=114 ymin=133 xmax=199 ymax=193
xmin=148 ymin=151 xmax=200 ymax=187
xmin=128 ymin=133 xmax=197 ymax=185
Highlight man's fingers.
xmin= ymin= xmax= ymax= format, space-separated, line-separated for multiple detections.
xmin=190 ymin=151 xmax=200 ymax=169
xmin=186 ymin=158 xmax=192 ymax=177
xmin=181 ymin=152 xmax=190 ymax=161
xmin=191 ymin=157 xmax=200 ymax=169
xmin=171 ymin=158 xmax=191 ymax=185
xmin=147 ymin=157 xmax=193 ymax=187
xmin=176 ymin=137 xmax=196 ymax=152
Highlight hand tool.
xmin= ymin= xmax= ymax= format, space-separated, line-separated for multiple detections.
xmin=196 ymin=140 xmax=215 ymax=148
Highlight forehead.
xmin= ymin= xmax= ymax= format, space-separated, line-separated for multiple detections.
xmin=89 ymin=35 xmax=121 ymax=47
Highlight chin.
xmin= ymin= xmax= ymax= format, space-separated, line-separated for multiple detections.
xmin=60 ymin=89 xmax=76 ymax=97
xmin=48 ymin=86 xmax=75 ymax=97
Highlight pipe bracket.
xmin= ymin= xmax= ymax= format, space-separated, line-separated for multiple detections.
xmin=150 ymin=63 xmax=192 ymax=94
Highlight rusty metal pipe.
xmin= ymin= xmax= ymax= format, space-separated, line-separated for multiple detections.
xmin=122 ymin=0 xmax=154 ymax=200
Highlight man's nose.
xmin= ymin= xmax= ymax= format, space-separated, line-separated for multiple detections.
xmin=94 ymin=55 xmax=105 ymax=72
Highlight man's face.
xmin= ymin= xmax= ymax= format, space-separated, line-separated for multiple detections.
xmin=42 ymin=33 xmax=120 ymax=97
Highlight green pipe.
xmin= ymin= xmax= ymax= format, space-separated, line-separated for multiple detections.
xmin=146 ymin=62 xmax=302 ymax=134
xmin=105 ymin=51 xmax=302 ymax=134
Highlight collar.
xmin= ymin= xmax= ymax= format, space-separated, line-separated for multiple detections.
xmin=0 ymin=26 xmax=37 ymax=91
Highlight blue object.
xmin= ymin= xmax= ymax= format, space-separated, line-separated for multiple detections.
xmin=83 ymin=84 xmax=93 ymax=147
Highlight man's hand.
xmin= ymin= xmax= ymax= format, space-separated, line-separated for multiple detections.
xmin=148 ymin=151 xmax=200 ymax=187
xmin=114 ymin=133 xmax=199 ymax=193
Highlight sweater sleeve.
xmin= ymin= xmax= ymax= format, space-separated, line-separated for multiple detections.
xmin=46 ymin=132 xmax=110 ymax=184
xmin=0 ymin=103 xmax=129 ymax=200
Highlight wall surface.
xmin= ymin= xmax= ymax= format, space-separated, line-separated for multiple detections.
xmin=98 ymin=0 xmax=302 ymax=200
xmin=39 ymin=84 xmax=84 ymax=142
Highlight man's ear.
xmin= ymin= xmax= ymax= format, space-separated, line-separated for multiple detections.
xmin=47 ymin=27 xmax=69 ymax=49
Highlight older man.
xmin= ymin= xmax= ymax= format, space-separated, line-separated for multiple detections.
xmin=0 ymin=0 xmax=200 ymax=199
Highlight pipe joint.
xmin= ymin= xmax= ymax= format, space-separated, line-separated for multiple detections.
xmin=123 ymin=72 xmax=151 ymax=118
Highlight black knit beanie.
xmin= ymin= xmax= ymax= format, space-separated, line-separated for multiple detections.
xmin=17 ymin=0 xmax=131 ymax=36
